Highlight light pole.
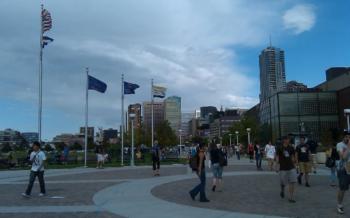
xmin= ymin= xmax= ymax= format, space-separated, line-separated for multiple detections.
xmin=235 ymin=131 xmax=239 ymax=145
xmin=345 ymin=109 xmax=350 ymax=132
xmin=178 ymin=129 xmax=183 ymax=146
xmin=246 ymin=128 xmax=251 ymax=145
xmin=229 ymin=133 xmax=232 ymax=147
xmin=129 ymin=113 xmax=135 ymax=167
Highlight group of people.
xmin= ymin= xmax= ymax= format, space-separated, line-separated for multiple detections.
xmin=188 ymin=131 xmax=350 ymax=215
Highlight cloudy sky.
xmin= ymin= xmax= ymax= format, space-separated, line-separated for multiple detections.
xmin=1 ymin=0 xmax=349 ymax=140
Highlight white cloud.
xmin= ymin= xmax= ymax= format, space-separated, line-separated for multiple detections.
xmin=283 ymin=4 xmax=316 ymax=34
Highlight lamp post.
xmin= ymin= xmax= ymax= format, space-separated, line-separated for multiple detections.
xmin=345 ymin=109 xmax=350 ymax=132
xmin=246 ymin=128 xmax=251 ymax=145
xmin=178 ymin=129 xmax=183 ymax=146
xmin=129 ymin=113 xmax=135 ymax=167
xmin=235 ymin=131 xmax=239 ymax=145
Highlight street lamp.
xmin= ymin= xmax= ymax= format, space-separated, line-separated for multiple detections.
xmin=246 ymin=128 xmax=251 ymax=145
xmin=235 ymin=131 xmax=239 ymax=145
xmin=229 ymin=133 xmax=232 ymax=147
xmin=129 ymin=113 xmax=136 ymax=167
xmin=178 ymin=129 xmax=183 ymax=146
xmin=345 ymin=109 xmax=350 ymax=132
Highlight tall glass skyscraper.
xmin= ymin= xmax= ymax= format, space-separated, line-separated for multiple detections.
xmin=164 ymin=96 xmax=182 ymax=132
xmin=259 ymin=46 xmax=286 ymax=101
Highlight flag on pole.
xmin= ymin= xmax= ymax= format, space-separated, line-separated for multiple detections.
xmin=124 ymin=81 xmax=140 ymax=94
xmin=152 ymin=85 xmax=166 ymax=98
xmin=42 ymin=9 xmax=52 ymax=32
xmin=42 ymin=35 xmax=54 ymax=48
xmin=88 ymin=75 xmax=107 ymax=93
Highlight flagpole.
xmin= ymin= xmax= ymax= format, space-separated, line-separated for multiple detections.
xmin=121 ymin=74 xmax=124 ymax=166
xmin=151 ymin=79 xmax=154 ymax=148
xmin=38 ymin=4 xmax=43 ymax=142
xmin=84 ymin=67 xmax=89 ymax=168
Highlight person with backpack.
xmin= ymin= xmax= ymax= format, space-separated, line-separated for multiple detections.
xmin=189 ymin=143 xmax=209 ymax=202
xmin=325 ymin=143 xmax=339 ymax=187
xmin=210 ymin=143 xmax=225 ymax=192
xmin=296 ymin=136 xmax=312 ymax=187
xmin=152 ymin=141 xmax=161 ymax=176
xmin=22 ymin=141 xmax=47 ymax=198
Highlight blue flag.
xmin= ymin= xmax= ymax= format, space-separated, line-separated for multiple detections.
xmin=124 ymin=81 xmax=140 ymax=94
xmin=42 ymin=35 xmax=54 ymax=48
xmin=88 ymin=75 xmax=107 ymax=93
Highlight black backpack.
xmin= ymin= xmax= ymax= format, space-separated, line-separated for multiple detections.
xmin=219 ymin=150 xmax=227 ymax=167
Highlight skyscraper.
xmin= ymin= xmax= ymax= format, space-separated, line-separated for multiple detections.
xmin=259 ymin=46 xmax=286 ymax=101
xmin=128 ymin=103 xmax=142 ymax=131
xmin=164 ymin=96 xmax=181 ymax=132
xmin=143 ymin=101 xmax=164 ymax=134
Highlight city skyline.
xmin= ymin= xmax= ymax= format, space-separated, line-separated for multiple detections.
xmin=1 ymin=0 xmax=350 ymax=139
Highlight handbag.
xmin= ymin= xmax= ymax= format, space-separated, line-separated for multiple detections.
xmin=325 ymin=157 xmax=335 ymax=168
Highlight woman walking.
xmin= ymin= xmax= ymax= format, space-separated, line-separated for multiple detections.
xmin=189 ymin=143 xmax=210 ymax=202
xmin=325 ymin=143 xmax=339 ymax=186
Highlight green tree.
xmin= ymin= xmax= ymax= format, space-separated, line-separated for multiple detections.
xmin=1 ymin=143 xmax=12 ymax=153
xmin=155 ymin=121 xmax=177 ymax=147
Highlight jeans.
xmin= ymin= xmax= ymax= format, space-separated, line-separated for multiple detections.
xmin=236 ymin=152 xmax=240 ymax=160
xmin=256 ymin=155 xmax=262 ymax=169
xmin=190 ymin=170 xmax=207 ymax=201
xmin=330 ymin=167 xmax=336 ymax=183
xmin=25 ymin=171 xmax=46 ymax=195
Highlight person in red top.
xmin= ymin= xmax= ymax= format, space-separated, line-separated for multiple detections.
xmin=248 ymin=143 xmax=254 ymax=163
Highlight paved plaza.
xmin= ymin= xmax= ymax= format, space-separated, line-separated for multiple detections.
xmin=0 ymin=159 xmax=348 ymax=218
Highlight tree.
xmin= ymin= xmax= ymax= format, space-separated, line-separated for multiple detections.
xmin=1 ymin=143 xmax=12 ymax=153
xmin=155 ymin=121 xmax=177 ymax=147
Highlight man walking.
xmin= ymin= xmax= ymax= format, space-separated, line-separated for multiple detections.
xmin=296 ymin=136 xmax=312 ymax=187
xmin=189 ymin=143 xmax=209 ymax=202
xmin=152 ymin=140 xmax=161 ymax=176
xmin=276 ymin=136 xmax=297 ymax=203
xmin=22 ymin=141 xmax=47 ymax=198
xmin=254 ymin=142 xmax=264 ymax=170
xmin=336 ymin=131 xmax=350 ymax=214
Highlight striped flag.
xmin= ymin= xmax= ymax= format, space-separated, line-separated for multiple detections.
xmin=152 ymin=85 xmax=167 ymax=98
xmin=42 ymin=9 xmax=52 ymax=32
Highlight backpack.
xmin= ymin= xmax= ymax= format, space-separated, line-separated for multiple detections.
xmin=325 ymin=157 xmax=335 ymax=168
xmin=189 ymin=147 xmax=199 ymax=171
xmin=218 ymin=150 xmax=227 ymax=167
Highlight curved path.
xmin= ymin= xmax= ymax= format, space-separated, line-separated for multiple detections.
xmin=93 ymin=171 xmax=285 ymax=218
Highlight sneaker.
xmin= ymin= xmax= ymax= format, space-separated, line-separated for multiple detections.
xmin=189 ymin=192 xmax=195 ymax=201
xmin=288 ymin=199 xmax=296 ymax=203
xmin=305 ymin=183 xmax=310 ymax=187
xmin=338 ymin=206 xmax=344 ymax=214
xmin=200 ymin=199 xmax=210 ymax=202
xmin=212 ymin=185 xmax=216 ymax=192
xmin=280 ymin=191 xmax=285 ymax=199
xmin=21 ymin=193 xmax=30 ymax=198
xmin=38 ymin=193 xmax=46 ymax=197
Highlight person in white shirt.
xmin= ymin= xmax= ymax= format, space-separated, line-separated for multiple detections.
xmin=265 ymin=141 xmax=276 ymax=171
xmin=22 ymin=141 xmax=47 ymax=198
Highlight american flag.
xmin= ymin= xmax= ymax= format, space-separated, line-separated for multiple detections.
xmin=42 ymin=9 xmax=52 ymax=32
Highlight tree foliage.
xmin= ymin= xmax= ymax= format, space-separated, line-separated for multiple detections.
xmin=155 ymin=121 xmax=177 ymax=147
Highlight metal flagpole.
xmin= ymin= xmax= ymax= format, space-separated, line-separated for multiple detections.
xmin=38 ymin=4 xmax=44 ymax=142
xmin=121 ymin=74 xmax=124 ymax=166
xmin=84 ymin=67 xmax=89 ymax=168
xmin=151 ymin=79 xmax=154 ymax=148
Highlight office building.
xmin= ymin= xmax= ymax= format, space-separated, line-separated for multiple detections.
xmin=259 ymin=46 xmax=286 ymax=101
xmin=326 ymin=67 xmax=350 ymax=81
xmin=52 ymin=134 xmax=84 ymax=146
xmin=200 ymin=106 xmax=217 ymax=118
xmin=102 ymin=128 xmax=119 ymax=144
xmin=164 ymin=96 xmax=181 ymax=132
xmin=79 ymin=127 xmax=94 ymax=141
xmin=128 ymin=103 xmax=142 ymax=131
xmin=143 ymin=101 xmax=165 ymax=133
xmin=0 ymin=129 xmax=27 ymax=148
xmin=286 ymin=81 xmax=308 ymax=92
xmin=180 ymin=112 xmax=194 ymax=140
xmin=21 ymin=132 xmax=39 ymax=144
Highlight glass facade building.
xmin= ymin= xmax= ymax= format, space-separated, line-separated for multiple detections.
xmin=164 ymin=96 xmax=181 ymax=132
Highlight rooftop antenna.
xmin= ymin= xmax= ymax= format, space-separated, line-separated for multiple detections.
xmin=269 ymin=35 xmax=272 ymax=47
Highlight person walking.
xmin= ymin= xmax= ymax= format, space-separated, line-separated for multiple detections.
xmin=95 ymin=145 xmax=105 ymax=169
xmin=189 ymin=143 xmax=209 ymax=202
xmin=307 ymin=139 xmax=318 ymax=174
xmin=254 ymin=142 xmax=264 ymax=170
xmin=210 ymin=144 xmax=223 ymax=192
xmin=336 ymin=131 xmax=350 ymax=214
xmin=296 ymin=136 xmax=312 ymax=187
xmin=276 ymin=136 xmax=297 ymax=203
xmin=22 ymin=141 xmax=47 ymax=198
xmin=265 ymin=141 xmax=276 ymax=171
xmin=235 ymin=144 xmax=241 ymax=160
xmin=248 ymin=143 xmax=254 ymax=163
xmin=325 ymin=143 xmax=339 ymax=187
xmin=152 ymin=141 xmax=161 ymax=176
